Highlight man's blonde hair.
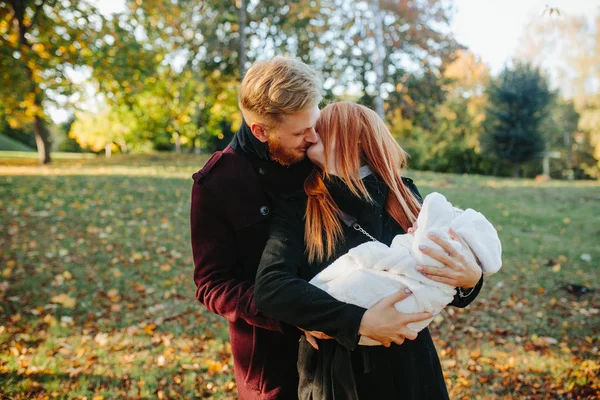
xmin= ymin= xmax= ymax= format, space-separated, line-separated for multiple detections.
xmin=239 ymin=57 xmax=322 ymax=125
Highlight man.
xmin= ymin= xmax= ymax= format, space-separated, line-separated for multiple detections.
xmin=190 ymin=57 xmax=321 ymax=399
xmin=190 ymin=57 xmax=434 ymax=399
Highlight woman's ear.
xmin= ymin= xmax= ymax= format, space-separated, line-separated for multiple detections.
xmin=250 ymin=123 xmax=269 ymax=143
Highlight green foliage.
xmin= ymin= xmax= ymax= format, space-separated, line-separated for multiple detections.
xmin=482 ymin=62 xmax=554 ymax=172
xmin=51 ymin=118 xmax=84 ymax=153
xmin=1 ymin=0 xmax=104 ymax=163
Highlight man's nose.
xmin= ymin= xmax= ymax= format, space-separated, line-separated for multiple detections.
xmin=305 ymin=128 xmax=319 ymax=144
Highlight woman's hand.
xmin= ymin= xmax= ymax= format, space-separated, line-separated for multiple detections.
xmin=359 ymin=289 xmax=433 ymax=347
xmin=416 ymin=228 xmax=482 ymax=289
xmin=299 ymin=328 xmax=333 ymax=350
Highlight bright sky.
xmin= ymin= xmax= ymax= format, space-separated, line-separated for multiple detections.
xmin=451 ymin=0 xmax=599 ymax=74
xmin=50 ymin=0 xmax=599 ymax=123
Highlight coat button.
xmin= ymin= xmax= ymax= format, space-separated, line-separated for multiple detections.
xmin=260 ymin=206 xmax=270 ymax=216
xmin=258 ymin=167 xmax=267 ymax=175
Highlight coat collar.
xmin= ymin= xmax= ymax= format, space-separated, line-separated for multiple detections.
xmin=230 ymin=119 xmax=270 ymax=161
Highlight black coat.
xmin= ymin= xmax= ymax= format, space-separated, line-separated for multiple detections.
xmin=254 ymin=173 xmax=484 ymax=400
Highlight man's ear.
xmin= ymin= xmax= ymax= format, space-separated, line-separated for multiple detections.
xmin=250 ymin=123 xmax=269 ymax=143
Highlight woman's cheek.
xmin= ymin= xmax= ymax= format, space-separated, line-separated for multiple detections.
xmin=307 ymin=142 xmax=325 ymax=167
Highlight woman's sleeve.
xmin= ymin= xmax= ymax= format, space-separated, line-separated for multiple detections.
xmin=449 ymin=274 xmax=484 ymax=308
xmin=254 ymin=202 xmax=367 ymax=351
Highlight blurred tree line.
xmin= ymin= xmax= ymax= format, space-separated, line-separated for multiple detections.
xmin=0 ymin=0 xmax=598 ymax=178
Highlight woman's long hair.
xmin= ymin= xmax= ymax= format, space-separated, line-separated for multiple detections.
xmin=305 ymin=101 xmax=422 ymax=263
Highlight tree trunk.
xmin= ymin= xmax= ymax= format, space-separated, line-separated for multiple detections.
xmin=371 ymin=0 xmax=385 ymax=119
xmin=174 ymin=132 xmax=182 ymax=153
xmin=105 ymin=143 xmax=112 ymax=158
xmin=513 ymin=164 xmax=520 ymax=178
xmin=542 ymin=154 xmax=550 ymax=178
xmin=239 ymin=0 xmax=247 ymax=78
xmin=33 ymin=114 xmax=51 ymax=165
xmin=13 ymin=1 xmax=51 ymax=164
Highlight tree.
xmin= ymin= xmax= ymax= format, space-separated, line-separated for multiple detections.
xmin=482 ymin=62 xmax=554 ymax=177
xmin=239 ymin=0 xmax=247 ymax=78
xmin=518 ymin=12 xmax=600 ymax=177
xmin=1 ymin=0 xmax=102 ymax=164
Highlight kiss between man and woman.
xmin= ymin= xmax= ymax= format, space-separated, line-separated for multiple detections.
xmin=190 ymin=56 xmax=501 ymax=400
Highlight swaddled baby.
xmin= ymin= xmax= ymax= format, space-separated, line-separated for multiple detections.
xmin=309 ymin=192 xmax=502 ymax=346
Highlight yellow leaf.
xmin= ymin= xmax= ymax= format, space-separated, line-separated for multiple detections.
xmin=32 ymin=43 xmax=45 ymax=54
xmin=144 ymin=323 xmax=156 ymax=335
xmin=51 ymin=293 xmax=76 ymax=308
xmin=110 ymin=304 xmax=122 ymax=312
xmin=160 ymin=264 xmax=171 ymax=271
xmin=563 ymin=217 xmax=571 ymax=224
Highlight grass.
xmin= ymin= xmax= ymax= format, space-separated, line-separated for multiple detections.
xmin=0 ymin=154 xmax=598 ymax=399
xmin=0 ymin=135 xmax=35 ymax=153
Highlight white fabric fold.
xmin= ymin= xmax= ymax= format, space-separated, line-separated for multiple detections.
xmin=309 ymin=192 xmax=502 ymax=346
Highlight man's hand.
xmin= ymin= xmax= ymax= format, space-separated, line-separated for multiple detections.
xmin=358 ymin=289 xmax=433 ymax=347
xmin=299 ymin=328 xmax=333 ymax=350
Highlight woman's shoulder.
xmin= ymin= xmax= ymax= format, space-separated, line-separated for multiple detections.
xmin=401 ymin=176 xmax=423 ymax=203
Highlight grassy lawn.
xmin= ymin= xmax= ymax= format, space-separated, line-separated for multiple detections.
xmin=0 ymin=136 xmax=35 ymax=153
xmin=1 ymin=154 xmax=598 ymax=399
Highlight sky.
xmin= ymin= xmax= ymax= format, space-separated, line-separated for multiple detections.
xmin=49 ymin=0 xmax=600 ymax=123
xmin=451 ymin=0 xmax=599 ymax=74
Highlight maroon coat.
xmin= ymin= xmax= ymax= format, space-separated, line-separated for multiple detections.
xmin=190 ymin=123 xmax=313 ymax=399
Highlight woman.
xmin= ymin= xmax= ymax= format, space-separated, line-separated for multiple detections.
xmin=254 ymin=102 xmax=484 ymax=399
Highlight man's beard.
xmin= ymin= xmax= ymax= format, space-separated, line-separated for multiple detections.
xmin=267 ymin=135 xmax=306 ymax=167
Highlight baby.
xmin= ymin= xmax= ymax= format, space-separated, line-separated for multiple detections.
xmin=309 ymin=192 xmax=502 ymax=346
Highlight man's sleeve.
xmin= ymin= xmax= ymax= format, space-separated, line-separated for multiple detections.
xmin=190 ymin=180 xmax=284 ymax=333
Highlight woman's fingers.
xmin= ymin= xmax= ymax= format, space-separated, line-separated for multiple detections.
xmin=403 ymin=311 xmax=434 ymax=324
xmin=393 ymin=336 xmax=405 ymax=345
xmin=422 ymin=273 xmax=456 ymax=286
xmin=449 ymin=228 xmax=481 ymax=267
xmin=417 ymin=264 xmax=455 ymax=279
xmin=380 ymin=288 xmax=413 ymax=307
xmin=419 ymin=246 xmax=458 ymax=270
xmin=426 ymin=232 xmax=462 ymax=259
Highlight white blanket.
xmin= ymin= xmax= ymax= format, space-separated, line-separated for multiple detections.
xmin=309 ymin=192 xmax=502 ymax=346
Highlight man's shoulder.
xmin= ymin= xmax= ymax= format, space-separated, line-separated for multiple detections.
xmin=192 ymin=147 xmax=253 ymax=186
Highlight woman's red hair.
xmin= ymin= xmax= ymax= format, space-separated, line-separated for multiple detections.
xmin=305 ymin=101 xmax=422 ymax=263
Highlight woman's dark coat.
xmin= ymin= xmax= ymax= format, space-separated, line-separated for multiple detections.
xmin=254 ymin=173 xmax=484 ymax=400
